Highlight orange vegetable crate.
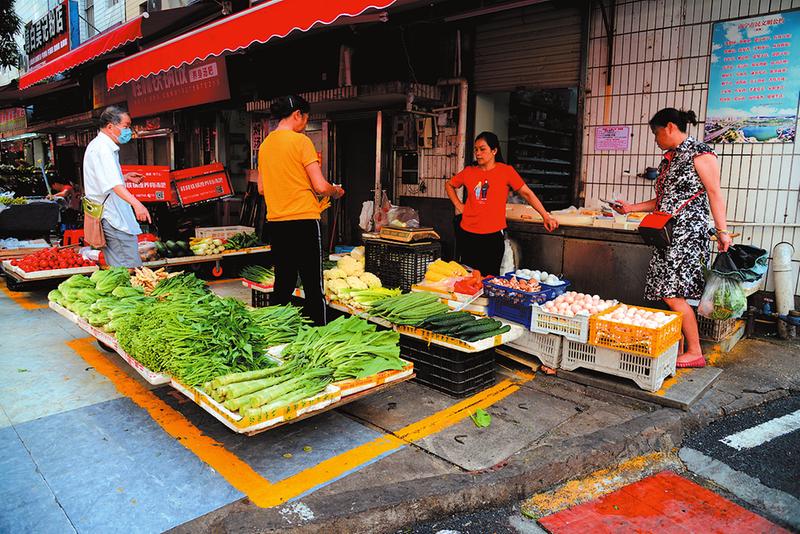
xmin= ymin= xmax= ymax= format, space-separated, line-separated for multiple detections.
xmin=588 ymin=305 xmax=683 ymax=357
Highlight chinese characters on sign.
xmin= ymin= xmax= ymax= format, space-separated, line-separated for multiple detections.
xmin=172 ymin=163 xmax=233 ymax=206
xmin=121 ymin=165 xmax=174 ymax=203
xmin=705 ymin=11 xmax=800 ymax=143
xmin=0 ymin=108 xmax=28 ymax=137
xmin=594 ymin=126 xmax=631 ymax=151
xmin=127 ymin=57 xmax=231 ymax=117
xmin=23 ymin=0 xmax=78 ymax=69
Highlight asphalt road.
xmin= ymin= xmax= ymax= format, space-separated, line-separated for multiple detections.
xmin=683 ymin=393 xmax=800 ymax=498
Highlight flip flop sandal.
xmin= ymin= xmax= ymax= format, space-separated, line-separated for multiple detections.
xmin=676 ymin=355 xmax=706 ymax=368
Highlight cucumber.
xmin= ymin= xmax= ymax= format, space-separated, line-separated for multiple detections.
xmin=425 ymin=311 xmax=473 ymax=326
xmin=466 ymin=325 xmax=511 ymax=342
xmin=454 ymin=319 xmax=502 ymax=337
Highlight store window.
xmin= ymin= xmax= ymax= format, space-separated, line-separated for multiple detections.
xmin=474 ymin=88 xmax=578 ymax=210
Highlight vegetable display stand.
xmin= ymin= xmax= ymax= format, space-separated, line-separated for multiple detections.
xmin=560 ymin=339 xmax=679 ymax=392
xmin=170 ymin=379 xmax=342 ymax=435
xmin=221 ymin=245 xmax=272 ymax=257
xmin=326 ymin=300 xmax=394 ymax=329
xmin=588 ymin=306 xmax=682 ymax=357
xmin=394 ymin=322 xmax=524 ymax=354
xmin=195 ymin=225 xmax=255 ymax=239
xmin=697 ymin=314 xmax=738 ymax=342
xmin=48 ymin=301 xmax=171 ymax=386
xmin=483 ymin=276 xmax=557 ymax=328
xmin=530 ymin=305 xmax=592 ymax=343
xmin=334 ymin=361 xmax=415 ymax=397
xmin=506 ymin=329 xmax=563 ymax=369
xmin=2 ymin=259 xmax=98 ymax=280
xmin=365 ymin=239 xmax=441 ymax=292
xmin=400 ymin=335 xmax=495 ymax=398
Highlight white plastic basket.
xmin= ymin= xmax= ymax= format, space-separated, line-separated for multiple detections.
xmin=530 ymin=305 xmax=591 ymax=343
xmin=560 ymin=339 xmax=678 ymax=392
xmin=507 ymin=330 xmax=563 ymax=369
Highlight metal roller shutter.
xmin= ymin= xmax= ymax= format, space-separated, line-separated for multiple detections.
xmin=474 ymin=3 xmax=583 ymax=92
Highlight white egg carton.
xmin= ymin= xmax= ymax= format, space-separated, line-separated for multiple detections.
xmin=560 ymin=339 xmax=678 ymax=392
xmin=506 ymin=329 xmax=563 ymax=369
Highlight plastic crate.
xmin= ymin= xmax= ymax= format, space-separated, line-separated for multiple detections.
xmin=697 ymin=314 xmax=738 ymax=342
xmin=506 ymin=330 xmax=562 ymax=368
xmin=195 ymin=225 xmax=255 ymax=239
xmin=483 ymin=275 xmax=557 ymax=328
xmin=365 ymin=240 xmax=440 ymax=291
xmin=251 ymin=289 xmax=270 ymax=308
xmin=589 ymin=305 xmax=682 ymax=357
xmin=504 ymin=272 xmax=572 ymax=299
xmin=530 ymin=305 xmax=591 ymax=343
xmin=400 ymin=335 xmax=496 ymax=397
xmin=561 ymin=339 xmax=678 ymax=392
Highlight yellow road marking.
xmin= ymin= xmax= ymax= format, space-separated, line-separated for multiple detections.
xmin=66 ymin=338 xmax=276 ymax=505
xmin=259 ymin=376 xmax=531 ymax=507
xmin=0 ymin=278 xmax=47 ymax=310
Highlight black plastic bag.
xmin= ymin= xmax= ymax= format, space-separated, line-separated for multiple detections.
xmin=710 ymin=244 xmax=768 ymax=283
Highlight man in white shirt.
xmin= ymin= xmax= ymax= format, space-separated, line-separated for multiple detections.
xmin=83 ymin=106 xmax=151 ymax=267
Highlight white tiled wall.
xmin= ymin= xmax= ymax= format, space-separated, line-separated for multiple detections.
xmin=583 ymin=0 xmax=800 ymax=294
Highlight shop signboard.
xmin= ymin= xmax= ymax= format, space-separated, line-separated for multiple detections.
xmin=705 ymin=10 xmax=800 ymax=144
xmin=172 ymin=163 xmax=233 ymax=206
xmin=594 ymin=126 xmax=631 ymax=151
xmin=92 ymin=73 xmax=127 ymax=109
xmin=0 ymin=108 xmax=28 ymax=138
xmin=121 ymin=165 xmax=174 ymax=203
xmin=23 ymin=0 xmax=81 ymax=69
xmin=127 ymin=57 xmax=231 ymax=118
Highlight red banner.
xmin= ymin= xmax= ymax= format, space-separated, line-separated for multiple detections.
xmin=127 ymin=56 xmax=230 ymax=118
xmin=172 ymin=163 xmax=232 ymax=206
xmin=121 ymin=165 xmax=174 ymax=203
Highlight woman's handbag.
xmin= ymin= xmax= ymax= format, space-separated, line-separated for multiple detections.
xmin=82 ymin=195 xmax=110 ymax=248
xmin=638 ymin=190 xmax=705 ymax=248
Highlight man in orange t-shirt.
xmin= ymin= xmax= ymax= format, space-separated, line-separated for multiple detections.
xmin=258 ymin=94 xmax=344 ymax=325
xmin=446 ymin=131 xmax=558 ymax=276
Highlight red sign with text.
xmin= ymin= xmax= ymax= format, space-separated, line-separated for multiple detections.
xmin=172 ymin=163 xmax=233 ymax=206
xmin=127 ymin=57 xmax=230 ymax=118
xmin=120 ymin=165 xmax=174 ymax=203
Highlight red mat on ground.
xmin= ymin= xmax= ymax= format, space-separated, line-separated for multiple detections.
xmin=538 ymin=470 xmax=789 ymax=534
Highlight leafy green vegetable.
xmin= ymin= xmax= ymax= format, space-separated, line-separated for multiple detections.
xmin=240 ymin=265 xmax=275 ymax=285
xmin=470 ymin=408 xmax=492 ymax=428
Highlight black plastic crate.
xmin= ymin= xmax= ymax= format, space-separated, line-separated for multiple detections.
xmin=365 ymin=240 xmax=441 ymax=292
xmin=411 ymin=363 xmax=496 ymax=398
xmin=400 ymin=335 xmax=495 ymax=372
xmin=400 ymin=334 xmax=496 ymax=397
xmin=251 ymin=289 xmax=270 ymax=308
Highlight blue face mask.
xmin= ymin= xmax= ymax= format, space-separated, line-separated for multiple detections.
xmin=117 ymin=127 xmax=132 ymax=144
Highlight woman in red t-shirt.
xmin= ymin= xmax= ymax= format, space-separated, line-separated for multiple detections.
xmin=446 ymin=132 xmax=558 ymax=276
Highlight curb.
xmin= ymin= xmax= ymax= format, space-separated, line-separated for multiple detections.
xmin=171 ymin=384 xmax=795 ymax=534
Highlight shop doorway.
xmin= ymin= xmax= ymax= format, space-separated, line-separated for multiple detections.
xmin=333 ymin=117 xmax=376 ymax=247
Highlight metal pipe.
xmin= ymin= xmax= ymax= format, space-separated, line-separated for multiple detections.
xmin=728 ymin=222 xmax=800 ymax=228
xmin=772 ymin=242 xmax=795 ymax=339
xmin=374 ymin=111 xmax=382 ymax=210
xmin=437 ymin=77 xmax=468 ymax=172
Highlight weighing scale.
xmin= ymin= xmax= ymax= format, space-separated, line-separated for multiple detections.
xmin=378 ymin=226 xmax=440 ymax=243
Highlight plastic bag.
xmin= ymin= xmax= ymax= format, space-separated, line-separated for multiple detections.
xmin=359 ymin=200 xmax=374 ymax=231
xmin=698 ymin=273 xmax=747 ymax=320
xmin=138 ymin=241 xmax=159 ymax=262
xmin=373 ymin=191 xmax=391 ymax=231
xmin=710 ymin=245 xmax=768 ymax=283
xmin=387 ymin=206 xmax=420 ymax=228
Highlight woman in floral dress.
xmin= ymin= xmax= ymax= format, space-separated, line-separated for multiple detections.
xmin=617 ymin=108 xmax=732 ymax=368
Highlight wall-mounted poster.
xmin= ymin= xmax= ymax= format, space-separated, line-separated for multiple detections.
xmin=705 ymin=10 xmax=800 ymax=144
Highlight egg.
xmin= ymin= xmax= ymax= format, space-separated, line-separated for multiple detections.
xmin=589 ymin=306 xmax=598 ymax=314
xmin=592 ymin=295 xmax=600 ymax=301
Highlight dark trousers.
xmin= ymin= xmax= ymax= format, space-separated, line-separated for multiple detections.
xmin=457 ymin=229 xmax=505 ymax=277
xmin=269 ymin=219 xmax=327 ymax=326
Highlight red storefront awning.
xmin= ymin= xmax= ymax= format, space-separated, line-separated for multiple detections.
xmin=106 ymin=0 xmax=397 ymax=89
xmin=19 ymin=16 xmax=145 ymax=90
